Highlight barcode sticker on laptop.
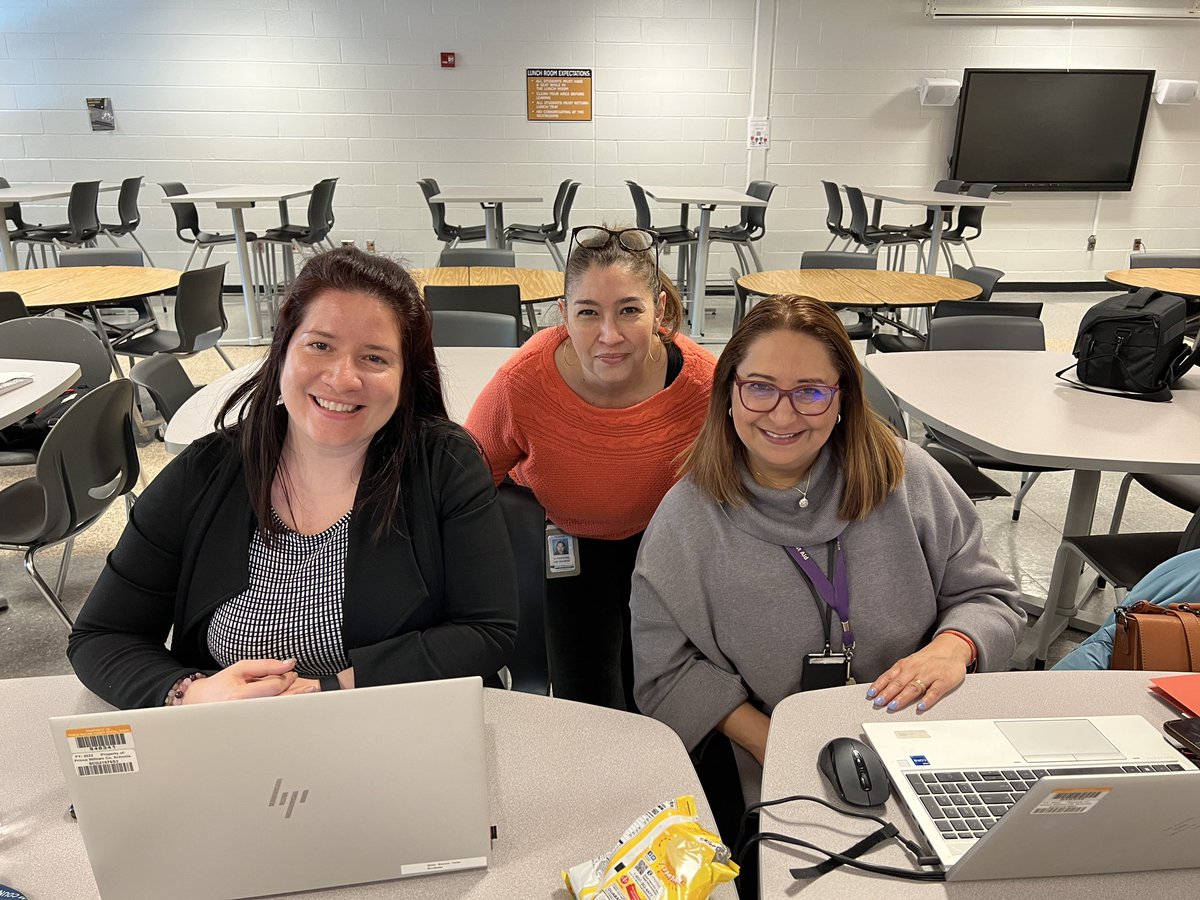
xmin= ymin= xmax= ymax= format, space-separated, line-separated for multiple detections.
xmin=65 ymin=725 xmax=139 ymax=777
xmin=1030 ymin=787 xmax=1111 ymax=815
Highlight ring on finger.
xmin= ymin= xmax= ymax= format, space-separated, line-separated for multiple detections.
xmin=912 ymin=678 xmax=927 ymax=693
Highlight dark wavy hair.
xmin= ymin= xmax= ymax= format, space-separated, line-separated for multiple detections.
xmin=217 ymin=247 xmax=448 ymax=543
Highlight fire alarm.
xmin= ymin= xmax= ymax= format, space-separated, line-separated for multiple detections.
xmin=440 ymin=52 xmax=456 ymax=68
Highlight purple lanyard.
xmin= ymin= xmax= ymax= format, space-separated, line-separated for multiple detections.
xmin=784 ymin=541 xmax=854 ymax=652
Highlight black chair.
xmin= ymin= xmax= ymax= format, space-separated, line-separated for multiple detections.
xmin=0 ymin=176 xmax=44 ymax=251
xmin=880 ymin=178 xmax=964 ymax=237
xmin=417 ymin=178 xmax=486 ymax=249
xmin=935 ymin=183 xmax=995 ymax=273
xmin=923 ymin=314 xmax=1055 ymax=520
xmin=1104 ymin=474 xmax=1200 ymax=564
xmin=431 ymin=309 xmax=519 ymax=347
xmin=504 ymin=179 xmax=580 ymax=271
xmin=707 ymin=180 xmax=777 ymax=274
xmin=438 ymin=247 xmax=516 ymax=268
xmin=801 ymin=249 xmax=877 ymax=341
xmin=843 ymin=185 xmax=926 ymax=272
xmin=821 ymin=180 xmax=853 ymax=251
xmin=112 ymin=264 xmax=235 ymax=370
xmin=495 ymin=481 xmax=549 ymax=695
xmin=1129 ymin=251 xmax=1200 ymax=269
xmin=160 ymin=181 xmax=259 ymax=271
xmin=257 ymin=178 xmax=339 ymax=304
xmin=730 ymin=268 xmax=753 ymax=331
xmin=862 ymin=366 xmax=1010 ymax=503
xmin=626 ymin=180 xmax=696 ymax=292
xmin=128 ymin=354 xmax=201 ymax=422
xmin=58 ymin=247 xmax=160 ymax=340
xmin=0 ymin=379 xmax=140 ymax=627
xmin=424 ymin=284 xmax=528 ymax=345
xmin=0 ymin=291 xmax=28 ymax=323
xmin=17 ymin=181 xmax=102 ymax=267
xmin=100 ymin=176 xmax=155 ymax=265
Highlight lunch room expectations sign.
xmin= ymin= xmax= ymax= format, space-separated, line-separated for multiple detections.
xmin=526 ymin=69 xmax=592 ymax=121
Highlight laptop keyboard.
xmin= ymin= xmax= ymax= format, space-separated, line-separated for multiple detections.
xmin=905 ymin=764 xmax=1188 ymax=841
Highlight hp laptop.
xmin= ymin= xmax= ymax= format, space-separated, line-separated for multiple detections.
xmin=51 ymin=676 xmax=490 ymax=900
xmin=862 ymin=715 xmax=1200 ymax=881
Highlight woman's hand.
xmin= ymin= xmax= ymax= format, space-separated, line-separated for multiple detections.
xmin=183 ymin=658 xmax=304 ymax=704
xmin=866 ymin=633 xmax=974 ymax=713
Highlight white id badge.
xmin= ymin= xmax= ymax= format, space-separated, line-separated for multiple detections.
xmin=546 ymin=524 xmax=580 ymax=578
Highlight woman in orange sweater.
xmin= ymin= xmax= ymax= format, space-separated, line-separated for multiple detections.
xmin=466 ymin=226 xmax=715 ymax=710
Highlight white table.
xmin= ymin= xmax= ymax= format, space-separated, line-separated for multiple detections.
xmin=642 ymin=186 xmax=767 ymax=339
xmin=859 ymin=187 xmax=1011 ymax=277
xmin=865 ymin=350 xmax=1200 ymax=668
xmin=427 ymin=188 xmax=543 ymax=248
xmin=759 ymin=670 xmax=1195 ymax=898
xmin=163 ymin=346 xmax=518 ymax=454
xmin=0 ymin=359 xmax=81 ymax=429
xmin=0 ymin=183 xmax=121 ymax=271
xmin=161 ymin=185 xmax=314 ymax=345
xmin=0 ymin=674 xmax=731 ymax=899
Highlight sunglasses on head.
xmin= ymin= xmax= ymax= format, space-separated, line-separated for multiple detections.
xmin=569 ymin=225 xmax=659 ymax=254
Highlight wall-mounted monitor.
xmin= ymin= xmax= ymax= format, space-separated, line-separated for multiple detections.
xmin=949 ymin=69 xmax=1155 ymax=191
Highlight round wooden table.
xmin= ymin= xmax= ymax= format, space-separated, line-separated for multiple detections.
xmin=737 ymin=268 xmax=981 ymax=306
xmin=1104 ymin=268 xmax=1200 ymax=300
xmin=411 ymin=266 xmax=564 ymax=303
xmin=0 ymin=266 xmax=182 ymax=374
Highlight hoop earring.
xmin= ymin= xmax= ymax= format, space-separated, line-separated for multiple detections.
xmin=563 ymin=340 xmax=579 ymax=368
xmin=648 ymin=339 xmax=662 ymax=363
xmin=837 ymin=413 xmax=843 ymax=424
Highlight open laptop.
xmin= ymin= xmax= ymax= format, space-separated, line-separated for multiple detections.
xmin=51 ymin=676 xmax=491 ymax=900
xmin=862 ymin=715 xmax=1200 ymax=881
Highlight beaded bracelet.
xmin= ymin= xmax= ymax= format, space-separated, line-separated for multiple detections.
xmin=940 ymin=630 xmax=978 ymax=671
xmin=164 ymin=672 xmax=207 ymax=706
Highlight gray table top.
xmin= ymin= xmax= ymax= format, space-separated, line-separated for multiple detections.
xmin=643 ymin=186 xmax=767 ymax=207
xmin=0 ymin=359 xmax=79 ymax=430
xmin=1 ymin=675 xmax=730 ymax=899
xmin=759 ymin=670 xmax=1197 ymax=898
xmin=866 ymin=350 xmax=1200 ymax=474
xmin=858 ymin=187 xmax=1011 ymax=208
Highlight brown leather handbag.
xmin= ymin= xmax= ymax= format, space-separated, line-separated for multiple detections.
xmin=1110 ymin=602 xmax=1200 ymax=671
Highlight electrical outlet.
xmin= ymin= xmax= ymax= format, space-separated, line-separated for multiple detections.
xmin=1133 ymin=238 xmax=1144 ymax=251
xmin=1087 ymin=235 xmax=1097 ymax=252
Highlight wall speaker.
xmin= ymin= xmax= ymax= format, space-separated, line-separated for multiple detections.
xmin=918 ymin=78 xmax=961 ymax=107
xmin=1154 ymin=79 xmax=1199 ymax=105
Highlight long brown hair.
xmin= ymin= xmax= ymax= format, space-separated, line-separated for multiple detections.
xmin=217 ymin=247 xmax=448 ymax=543
xmin=679 ymin=294 xmax=904 ymax=520
xmin=562 ymin=224 xmax=685 ymax=341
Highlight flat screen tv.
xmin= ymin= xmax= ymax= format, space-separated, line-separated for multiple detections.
xmin=949 ymin=69 xmax=1155 ymax=191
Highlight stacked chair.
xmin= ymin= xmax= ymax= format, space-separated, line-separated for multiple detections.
xmin=503 ymin=179 xmax=579 ymax=271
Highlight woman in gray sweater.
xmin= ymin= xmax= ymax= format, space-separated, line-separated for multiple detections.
xmin=630 ymin=295 xmax=1025 ymax=793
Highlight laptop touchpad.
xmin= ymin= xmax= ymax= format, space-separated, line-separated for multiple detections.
xmin=996 ymin=719 xmax=1123 ymax=762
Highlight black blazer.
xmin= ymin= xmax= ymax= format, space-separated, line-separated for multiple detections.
xmin=68 ymin=422 xmax=519 ymax=709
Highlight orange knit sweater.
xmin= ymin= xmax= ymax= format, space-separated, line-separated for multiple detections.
xmin=465 ymin=328 xmax=715 ymax=540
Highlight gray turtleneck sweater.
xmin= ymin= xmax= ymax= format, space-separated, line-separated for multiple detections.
xmin=630 ymin=440 xmax=1026 ymax=762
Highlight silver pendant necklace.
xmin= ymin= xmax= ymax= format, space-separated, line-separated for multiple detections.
xmin=753 ymin=470 xmax=813 ymax=510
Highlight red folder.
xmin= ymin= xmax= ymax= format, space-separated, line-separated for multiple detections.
xmin=1151 ymin=673 xmax=1200 ymax=716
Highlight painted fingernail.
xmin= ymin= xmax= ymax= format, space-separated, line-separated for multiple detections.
xmin=887 ymin=700 xmax=899 ymax=710
xmin=873 ymin=696 xmax=885 ymax=706
xmin=917 ymin=701 xmax=927 ymax=712
xmin=865 ymin=688 xmax=877 ymax=699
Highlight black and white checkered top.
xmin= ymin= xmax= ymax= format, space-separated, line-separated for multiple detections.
xmin=207 ymin=510 xmax=353 ymax=677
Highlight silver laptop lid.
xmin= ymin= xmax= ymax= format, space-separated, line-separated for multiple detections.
xmin=51 ymin=676 xmax=490 ymax=900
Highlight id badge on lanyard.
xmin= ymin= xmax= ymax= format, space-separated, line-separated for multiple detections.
xmin=785 ymin=541 xmax=857 ymax=689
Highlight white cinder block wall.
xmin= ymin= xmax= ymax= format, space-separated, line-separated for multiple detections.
xmin=1 ymin=0 xmax=1197 ymax=283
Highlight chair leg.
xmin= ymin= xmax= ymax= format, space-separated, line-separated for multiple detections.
xmin=184 ymin=242 xmax=199 ymax=271
xmin=105 ymin=232 xmax=120 ymax=248
xmin=732 ymin=243 xmax=750 ymax=276
xmin=963 ymin=242 xmax=977 ymax=267
xmin=24 ymin=545 xmax=74 ymax=627
xmin=128 ymin=231 xmax=155 ymax=266
xmin=546 ymin=238 xmax=565 ymax=271
xmin=55 ymin=538 xmax=74 ymax=598
xmin=201 ymin=245 xmax=214 ymax=267
xmin=825 ymin=234 xmax=837 ymax=250
xmin=215 ymin=345 xmax=236 ymax=371
xmin=1011 ymin=471 xmax=1040 ymax=521
xmin=1107 ymin=473 xmax=1135 ymax=535
xmin=747 ymin=241 xmax=764 ymax=272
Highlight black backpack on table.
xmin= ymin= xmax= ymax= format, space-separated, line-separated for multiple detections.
xmin=1058 ymin=287 xmax=1198 ymax=402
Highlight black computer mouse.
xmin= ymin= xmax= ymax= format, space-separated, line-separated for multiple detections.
xmin=817 ymin=736 xmax=891 ymax=807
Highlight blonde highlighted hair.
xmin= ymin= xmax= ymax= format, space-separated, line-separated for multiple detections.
xmin=679 ymin=294 xmax=904 ymax=520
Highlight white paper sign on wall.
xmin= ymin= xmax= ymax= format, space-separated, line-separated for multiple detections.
xmin=748 ymin=117 xmax=770 ymax=150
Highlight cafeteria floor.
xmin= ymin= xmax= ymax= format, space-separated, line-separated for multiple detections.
xmin=1 ymin=287 xmax=1189 ymax=677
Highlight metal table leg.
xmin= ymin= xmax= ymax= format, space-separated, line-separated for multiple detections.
xmin=687 ymin=204 xmax=715 ymax=338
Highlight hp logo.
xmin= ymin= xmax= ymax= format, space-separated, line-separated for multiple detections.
xmin=267 ymin=778 xmax=309 ymax=819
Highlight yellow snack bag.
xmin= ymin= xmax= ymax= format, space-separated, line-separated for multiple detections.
xmin=562 ymin=795 xmax=739 ymax=900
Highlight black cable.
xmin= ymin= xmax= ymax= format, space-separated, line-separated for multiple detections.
xmin=741 ymin=831 xmax=947 ymax=882
xmin=732 ymin=793 xmax=887 ymax=857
